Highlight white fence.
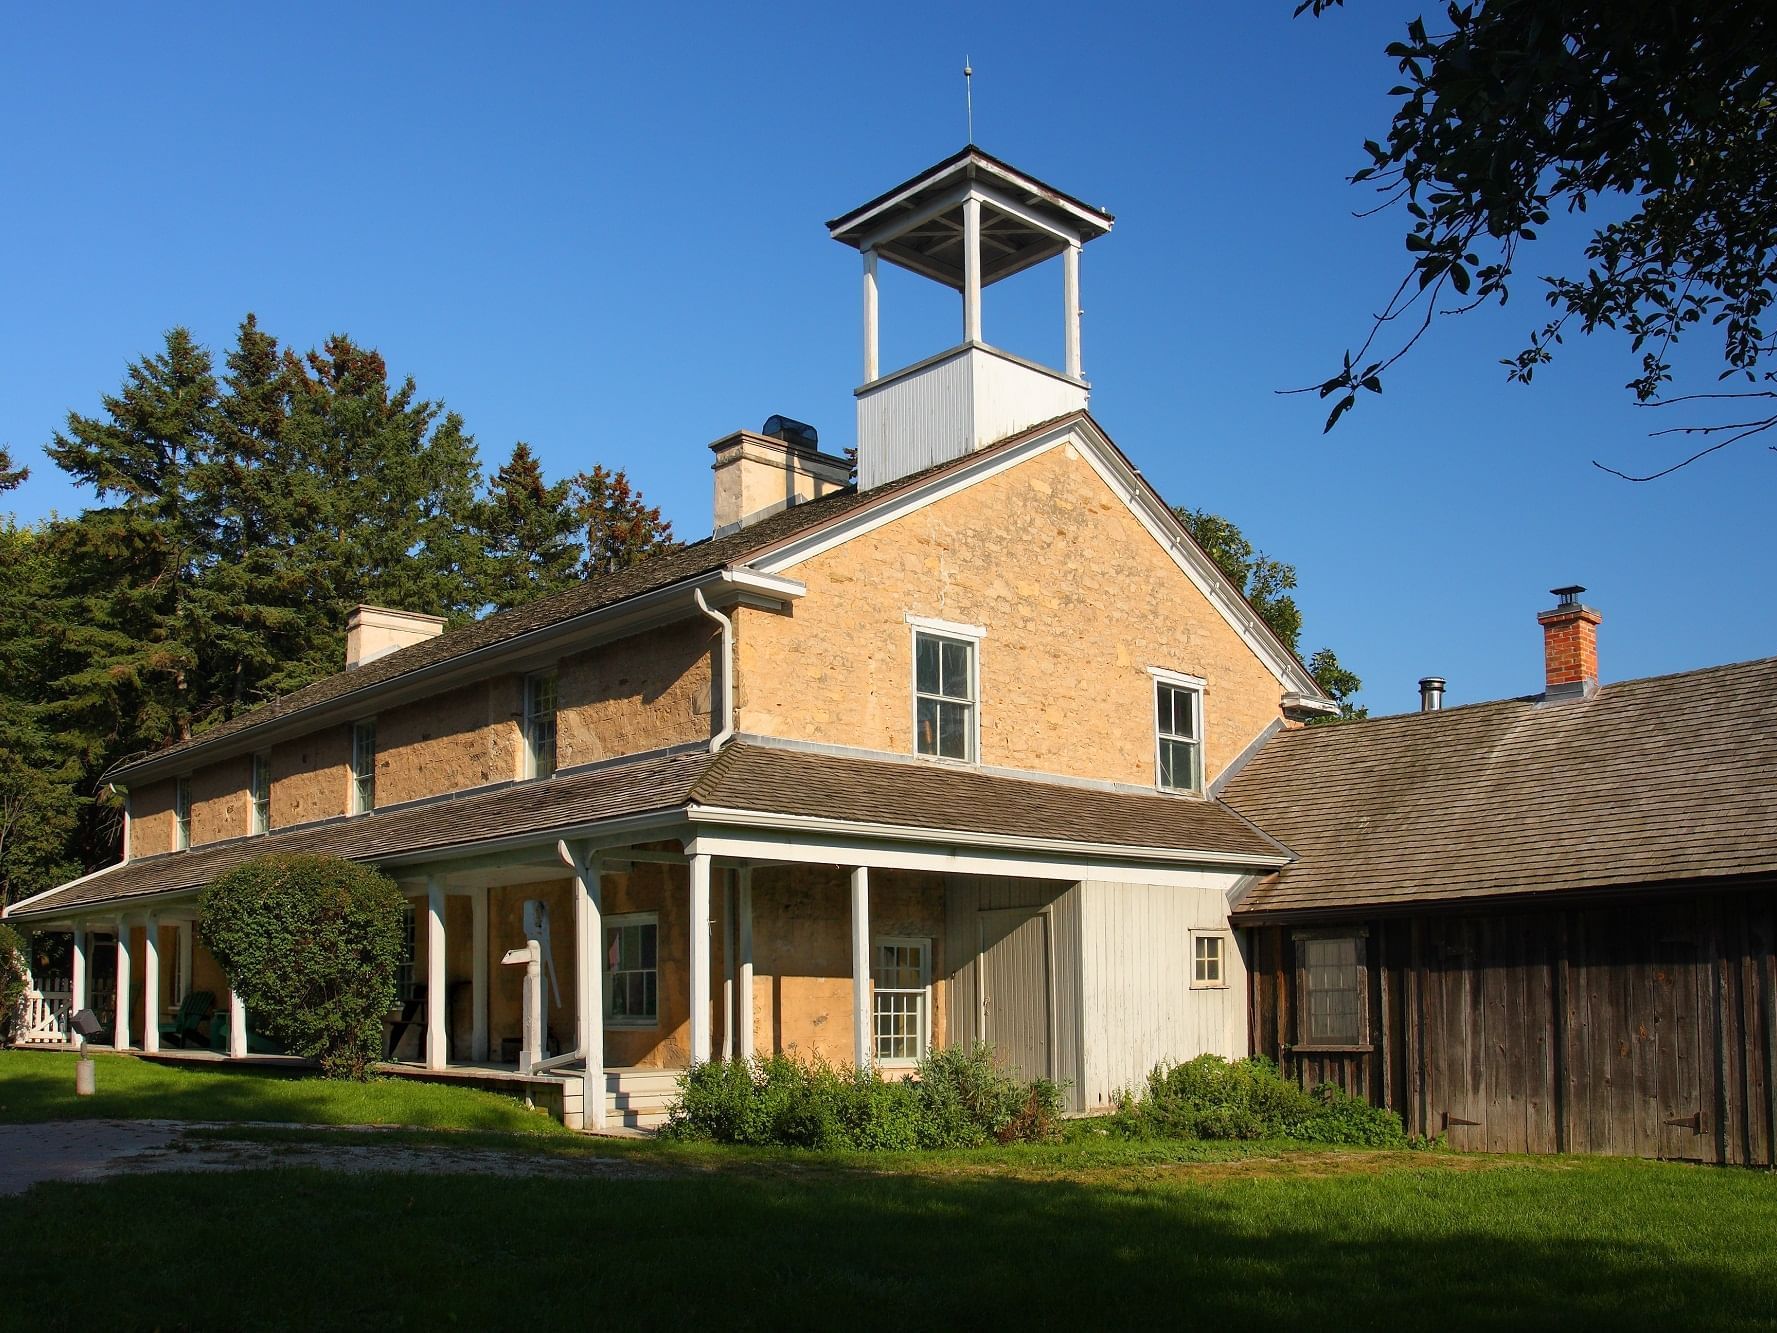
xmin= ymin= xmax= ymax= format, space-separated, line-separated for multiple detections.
xmin=17 ymin=978 xmax=72 ymax=1045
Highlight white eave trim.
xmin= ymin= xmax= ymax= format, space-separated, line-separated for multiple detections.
xmin=746 ymin=415 xmax=1329 ymax=704
xmin=2 ymin=862 xmax=128 ymax=919
xmin=685 ymin=804 xmax=1290 ymax=871
xmin=112 ymin=568 xmax=805 ymax=787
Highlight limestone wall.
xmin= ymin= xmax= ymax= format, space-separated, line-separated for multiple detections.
xmin=556 ymin=619 xmax=715 ymax=768
xmin=131 ymin=779 xmax=178 ymax=857
xmin=191 ymin=754 xmax=253 ymax=844
xmin=270 ymin=725 xmax=353 ymax=830
xmin=735 ymin=437 xmax=1290 ymax=788
xmin=377 ymin=678 xmax=524 ymax=808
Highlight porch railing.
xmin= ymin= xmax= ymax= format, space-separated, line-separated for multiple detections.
xmin=18 ymin=984 xmax=72 ymax=1046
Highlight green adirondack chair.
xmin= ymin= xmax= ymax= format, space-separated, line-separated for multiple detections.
xmin=159 ymin=990 xmax=215 ymax=1048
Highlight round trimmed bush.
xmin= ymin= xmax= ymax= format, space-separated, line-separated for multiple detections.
xmin=0 ymin=923 xmax=27 ymax=1048
xmin=197 ymin=854 xmax=406 ymax=1079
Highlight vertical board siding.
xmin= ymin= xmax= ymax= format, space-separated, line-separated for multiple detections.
xmin=1076 ymin=879 xmax=1248 ymax=1111
xmin=945 ymin=876 xmax=1083 ymax=1109
xmin=1246 ymin=883 xmax=1777 ymax=1164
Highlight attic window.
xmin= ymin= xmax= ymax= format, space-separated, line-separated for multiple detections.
xmin=910 ymin=617 xmax=984 ymax=762
xmin=173 ymin=777 xmax=191 ymax=851
xmin=1153 ymin=671 xmax=1205 ymax=794
xmin=524 ymin=672 xmax=558 ymax=781
xmin=351 ymin=719 xmax=377 ymax=815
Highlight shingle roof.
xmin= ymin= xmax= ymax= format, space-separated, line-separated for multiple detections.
xmin=1222 ymin=657 xmax=1777 ymax=918
xmin=690 ymin=743 xmax=1287 ymax=861
xmin=112 ymin=443 xmax=1016 ymax=781
xmin=13 ymin=748 xmax=711 ymax=917
xmin=10 ymin=741 xmax=1286 ymax=920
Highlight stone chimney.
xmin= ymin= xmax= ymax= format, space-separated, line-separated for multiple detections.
xmin=710 ymin=420 xmax=849 ymax=536
xmin=346 ymin=604 xmax=446 ymax=670
xmin=1537 ymin=585 xmax=1601 ymax=701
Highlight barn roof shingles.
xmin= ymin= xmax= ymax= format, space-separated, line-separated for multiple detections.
xmin=1221 ymin=656 xmax=1777 ymax=918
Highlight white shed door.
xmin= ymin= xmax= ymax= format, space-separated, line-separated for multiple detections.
xmin=978 ymin=909 xmax=1052 ymax=1081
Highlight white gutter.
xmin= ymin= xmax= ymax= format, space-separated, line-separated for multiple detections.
xmin=686 ymin=805 xmax=1292 ymax=870
xmin=693 ymin=587 xmax=736 ymax=752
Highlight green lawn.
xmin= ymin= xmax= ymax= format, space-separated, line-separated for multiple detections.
xmin=0 ymin=1049 xmax=570 ymax=1134
xmin=3 ymin=1049 xmax=1776 ymax=1331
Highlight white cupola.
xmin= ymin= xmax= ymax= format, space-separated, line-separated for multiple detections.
xmin=828 ymin=147 xmax=1114 ymax=489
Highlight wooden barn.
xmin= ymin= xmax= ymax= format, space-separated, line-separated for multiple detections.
xmin=1222 ymin=593 xmax=1777 ymax=1165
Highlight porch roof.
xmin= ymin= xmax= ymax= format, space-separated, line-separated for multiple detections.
xmin=8 ymin=741 xmax=1286 ymax=920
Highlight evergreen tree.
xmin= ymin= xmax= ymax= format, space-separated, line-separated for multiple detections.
xmin=477 ymin=442 xmax=582 ymax=610
xmin=570 ymin=464 xmax=676 ymax=576
xmin=1175 ymin=506 xmax=1365 ymax=720
xmin=0 ymin=446 xmax=25 ymax=493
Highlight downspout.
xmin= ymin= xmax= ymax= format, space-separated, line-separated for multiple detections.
xmin=693 ymin=587 xmax=736 ymax=752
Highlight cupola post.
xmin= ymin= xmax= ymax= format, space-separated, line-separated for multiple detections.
xmin=829 ymin=147 xmax=1114 ymax=488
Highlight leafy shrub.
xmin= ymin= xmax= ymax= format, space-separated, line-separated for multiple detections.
xmin=0 ymin=924 xmax=27 ymax=1048
xmin=1110 ymin=1053 xmax=1417 ymax=1148
xmin=197 ymin=854 xmax=406 ymax=1079
xmin=663 ymin=1043 xmax=1064 ymax=1150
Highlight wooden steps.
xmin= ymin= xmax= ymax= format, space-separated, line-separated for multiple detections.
xmin=603 ymin=1067 xmax=682 ymax=1131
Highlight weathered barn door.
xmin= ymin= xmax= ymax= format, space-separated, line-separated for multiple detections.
xmin=978 ymin=908 xmax=1053 ymax=1080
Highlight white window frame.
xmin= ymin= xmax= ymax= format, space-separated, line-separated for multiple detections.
xmin=603 ymin=912 xmax=660 ymax=1029
xmin=907 ymin=615 xmax=985 ymax=765
xmin=1190 ymin=930 xmax=1230 ymax=990
xmin=173 ymin=776 xmax=192 ymax=851
xmin=872 ymin=935 xmax=932 ymax=1066
xmin=350 ymin=719 xmax=377 ymax=815
xmin=523 ymin=671 xmax=558 ymax=781
xmin=1150 ymin=668 xmax=1206 ymax=795
xmin=250 ymin=752 xmax=271 ymax=835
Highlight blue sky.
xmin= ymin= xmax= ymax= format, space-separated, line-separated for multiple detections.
xmin=3 ymin=3 xmax=1771 ymax=714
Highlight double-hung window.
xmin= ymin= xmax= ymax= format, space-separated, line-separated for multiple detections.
xmin=873 ymin=937 xmax=931 ymax=1064
xmin=351 ymin=719 xmax=377 ymax=814
xmin=605 ymin=914 xmax=658 ymax=1026
xmin=250 ymin=753 xmax=271 ymax=834
xmin=524 ymin=671 xmax=558 ymax=781
xmin=1154 ymin=673 xmax=1204 ymax=793
xmin=912 ymin=623 xmax=979 ymax=762
xmin=1298 ymin=932 xmax=1366 ymax=1048
xmin=173 ymin=777 xmax=192 ymax=850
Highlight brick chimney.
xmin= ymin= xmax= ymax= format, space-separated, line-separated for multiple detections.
xmin=710 ymin=418 xmax=849 ymax=537
xmin=346 ymin=605 xmax=446 ymax=670
xmin=1537 ymin=585 xmax=1601 ymax=701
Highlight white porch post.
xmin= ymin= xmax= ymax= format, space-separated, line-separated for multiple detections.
xmin=563 ymin=840 xmax=605 ymax=1130
xmin=177 ymin=918 xmax=193 ymax=1004
xmin=141 ymin=915 xmax=160 ymax=1054
xmin=470 ymin=886 xmax=489 ymax=1062
xmin=737 ymin=867 xmax=755 ymax=1063
xmin=1063 ymin=240 xmax=1082 ymax=379
xmin=113 ymin=918 xmax=132 ymax=1050
xmin=227 ymin=988 xmax=247 ymax=1058
xmin=70 ymin=923 xmax=88 ymax=1022
xmin=425 ymin=875 xmax=447 ymax=1071
xmin=720 ymin=872 xmax=735 ymax=1062
xmin=962 ymin=195 xmax=983 ymax=343
xmin=689 ymin=852 xmax=712 ymax=1065
xmin=862 ymin=248 xmax=880 ymax=382
xmin=850 ymin=866 xmax=871 ymax=1071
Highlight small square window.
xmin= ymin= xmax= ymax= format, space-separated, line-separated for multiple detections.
xmin=914 ymin=631 xmax=976 ymax=761
xmin=1192 ymin=933 xmax=1227 ymax=988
